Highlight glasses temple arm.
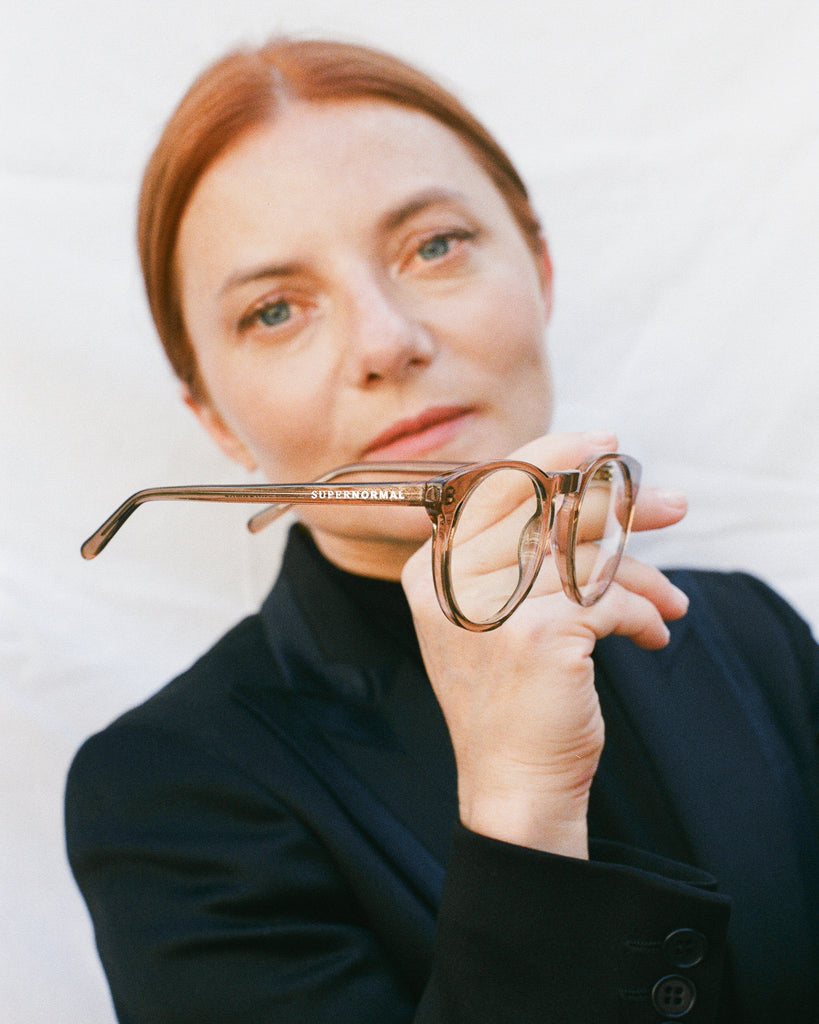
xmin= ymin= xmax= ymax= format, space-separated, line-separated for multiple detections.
xmin=82 ymin=466 xmax=466 ymax=559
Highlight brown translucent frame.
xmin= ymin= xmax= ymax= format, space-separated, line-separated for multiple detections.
xmin=82 ymin=453 xmax=640 ymax=632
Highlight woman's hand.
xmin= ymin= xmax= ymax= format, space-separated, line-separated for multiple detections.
xmin=401 ymin=432 xmax=689 ymax=860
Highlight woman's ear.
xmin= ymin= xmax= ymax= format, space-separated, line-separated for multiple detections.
xmin=181 ymin=385 xmax=258 ymax=472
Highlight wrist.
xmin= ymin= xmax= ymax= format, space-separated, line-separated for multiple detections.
xmin=459 ymin=776 xmax=591 ymax=859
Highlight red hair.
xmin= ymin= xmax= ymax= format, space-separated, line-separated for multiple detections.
xmin=138 ymin=37 xmax=543 ymax=399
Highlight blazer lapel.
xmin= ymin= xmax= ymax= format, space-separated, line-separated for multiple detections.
xmin=248 ymin=528 xmax=457 ymax=904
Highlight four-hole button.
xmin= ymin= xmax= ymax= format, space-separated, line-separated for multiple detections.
xmin=652 ymin=974 xmax=697 ymax=1017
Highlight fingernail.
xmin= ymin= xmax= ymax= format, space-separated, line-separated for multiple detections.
xmin=584 ymin=430 xmax=617 ymax=446
xmin=658 ymin=489 xmax=688 ymax=510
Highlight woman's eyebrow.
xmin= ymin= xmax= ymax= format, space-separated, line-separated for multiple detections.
xmin=219 ymin=261 xmax=306 ymax=296
xmin=378 ymin=188 xmax=470 ymax=235
xmin=218 ymin=190 xmax=470 ymax=295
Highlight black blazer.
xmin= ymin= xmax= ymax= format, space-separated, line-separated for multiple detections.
xmin=66 ymin=526 xmax=819 ymax=1024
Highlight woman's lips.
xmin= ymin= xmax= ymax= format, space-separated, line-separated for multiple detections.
xmin=361 ymin=406 xmax=474 ymax=460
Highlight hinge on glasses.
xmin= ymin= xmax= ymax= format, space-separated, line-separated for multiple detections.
xmin=558 ymin=471 xmax=583 ymax=494
xmin=424 ymin=482 xmax=444 ymax=507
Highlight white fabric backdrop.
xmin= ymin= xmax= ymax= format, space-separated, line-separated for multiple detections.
xmin=2 ymin=1 xmax=817 ymax=1019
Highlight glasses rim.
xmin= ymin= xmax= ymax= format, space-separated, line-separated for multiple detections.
xmin=430 ymin=454 xmax=640 ymax=630
xmin=81 ymin=453 xmax=640 ymax=630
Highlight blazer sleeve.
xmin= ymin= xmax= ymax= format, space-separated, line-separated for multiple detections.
xmin=66 ymin=713 xmax=731 ymax=1024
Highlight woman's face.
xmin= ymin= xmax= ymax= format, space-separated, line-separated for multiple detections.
xmin=175 ymin=99 xmax=554 ymax=576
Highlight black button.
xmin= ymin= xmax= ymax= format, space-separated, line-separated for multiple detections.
xmin=663 ymin=928 xmax=707 ymax=968
xmin=652 ymin=974 xmax=697 ymax=1017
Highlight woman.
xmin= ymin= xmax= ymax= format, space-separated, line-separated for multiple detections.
xmin=65 ymin=38 xmax=819 ymax=1023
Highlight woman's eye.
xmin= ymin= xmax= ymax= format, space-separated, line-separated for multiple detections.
xmin=417 ymin=234 xmax=454 ymax=261
xmin=256 ymin=299 xmax=291 ymax=327
xmin=410 ymin=229 xmax=476 ymax=269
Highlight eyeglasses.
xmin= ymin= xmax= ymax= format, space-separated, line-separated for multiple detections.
xmin=81 ymin=453 xmax=640 ymax=632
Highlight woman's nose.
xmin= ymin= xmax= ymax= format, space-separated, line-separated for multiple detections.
xmin=343 ymin=274 xmax=436 ymax=387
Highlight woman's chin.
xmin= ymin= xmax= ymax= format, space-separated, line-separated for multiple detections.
xmin=297 ymin=505 xmax=433 ymax=578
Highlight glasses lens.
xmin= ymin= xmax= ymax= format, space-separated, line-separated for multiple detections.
xmin=572 ymin=458 xmax=633 ymax=604
xmin=447 ymin=467 xmax=545 ymax=626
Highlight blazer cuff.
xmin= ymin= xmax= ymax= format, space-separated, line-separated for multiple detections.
xmin=424 ymin=822 xmax=731 ymax=1023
